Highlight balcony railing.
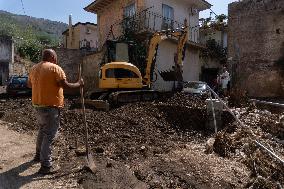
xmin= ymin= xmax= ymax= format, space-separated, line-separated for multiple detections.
xmin=122 ymin=10 xmax=184 ymax=33
xmin=105 ymin=8 xmax=202 ymax=44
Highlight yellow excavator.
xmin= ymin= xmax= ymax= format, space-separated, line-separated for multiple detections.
xmin=92 ymin=21 xmax=188 ymax=107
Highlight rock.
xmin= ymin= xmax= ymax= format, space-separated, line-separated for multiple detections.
xmin=95 ymin=147 xmax=104 ymax=154
xmin=205 ymin=137 xmax=215 ymax=154
xmin=0 ymin=112 xmax=4 ymax=118
xmin=280 ymin=115 xmax=284 ymax=125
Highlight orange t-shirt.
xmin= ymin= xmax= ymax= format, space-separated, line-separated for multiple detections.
xmin=28 ymin=62 xmax=66 ymax=108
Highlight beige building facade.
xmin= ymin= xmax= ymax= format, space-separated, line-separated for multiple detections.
xmin=85 ymin=0 xmax=211 ymax=91
xmin=62 ymin=17 xmax=99 ymax=50
xmin=199 ymin=25 xmax=228 ymax=82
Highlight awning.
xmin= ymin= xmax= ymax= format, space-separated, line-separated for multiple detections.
xmin=84 ymin=0 xmax=115 ymax=13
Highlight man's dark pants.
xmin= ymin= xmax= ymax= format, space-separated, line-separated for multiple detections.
xmin=35 ymin=107 xmax=60 ymax=167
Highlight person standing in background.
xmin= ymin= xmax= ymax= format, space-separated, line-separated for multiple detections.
xmin=220 ymin=67 xmax=230 ymax=97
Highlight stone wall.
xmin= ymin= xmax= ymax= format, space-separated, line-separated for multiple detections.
xmin=54 ymin=48 xmax=84 ymax=95
xmin=54 ymin=48 xmax=103 ymax=95
xmin=55 ymin=48 xmax=85 ymax=82
xmin=10 ymin=56 xmax=34 ymax=76
xmin=82 ymin=51 xmax=104 ymax=95
xmin=228 ymin=0 xmax=284 ymax=97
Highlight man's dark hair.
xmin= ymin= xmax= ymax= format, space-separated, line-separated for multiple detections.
xmin=42 ymin=49 xmax=57 ymax=63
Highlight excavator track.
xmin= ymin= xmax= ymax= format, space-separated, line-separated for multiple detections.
xmin=85 ymin=90 xmax=159 ymax=111
xmin=109 ymin=90 xmax=160 ymax=106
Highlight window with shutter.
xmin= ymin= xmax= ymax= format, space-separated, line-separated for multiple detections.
xmin=162 ymin=4 xmax=174 ymax=30
xmin=124 ymin=3 xmax=136 ymax=18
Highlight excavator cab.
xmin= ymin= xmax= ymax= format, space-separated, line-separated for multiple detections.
xmin=99 ymin=62 xmax=143 ymax=89
xmin=99 ymin=40 xmax=144 ymax=89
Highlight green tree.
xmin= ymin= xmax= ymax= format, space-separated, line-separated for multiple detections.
xmin=0 ymin=12 xmax=62 ymax=62
xmin=201 ymin=39 xmax=227 ymax=65
xmin=215 ymin=14 xmax=228 ymax=23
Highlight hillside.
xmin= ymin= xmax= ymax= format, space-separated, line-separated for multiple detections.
xmin=0 ymin=10 xmax=67 ymax=42
xmin=0 ymin=10 xmax=68 ymax=62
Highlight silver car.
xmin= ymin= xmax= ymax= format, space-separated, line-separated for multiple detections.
xmin=183 ymin=81 xmax=208 ymax=95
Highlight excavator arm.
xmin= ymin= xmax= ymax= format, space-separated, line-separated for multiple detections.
xmin=143 ymin=32 xmax=166 ymax=85
xmin=143 ymin=20 xmax=189 ymax=86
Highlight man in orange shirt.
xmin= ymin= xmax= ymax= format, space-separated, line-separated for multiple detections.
xmin=28 ymin=49 xmax=83 ymax=175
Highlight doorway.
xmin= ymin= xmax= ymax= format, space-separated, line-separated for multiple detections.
xmin=201 ymin=67 xmax=219 ymax=87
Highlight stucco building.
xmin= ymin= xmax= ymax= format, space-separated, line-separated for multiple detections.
xmin=199 ymin=24 xmax=228 ymax=85
xmin=200 ymin=25 xmax=227 ymax=50
xmin=84 ymin=0 xmax=211 ymax=91
xmin=0 ymin=35 xmax=14 ymax=85
xmin=62 ymin=15 xmax=99 ymax=51
xmin=228 ymin=0 xmax=284 ymax=97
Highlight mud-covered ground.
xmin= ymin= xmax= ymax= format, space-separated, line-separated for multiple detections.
xmin=0 ymin=93 xmax=283 ymax=189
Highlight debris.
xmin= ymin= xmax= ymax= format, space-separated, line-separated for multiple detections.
xmin=255 ymin=140 xmax=284 ymax=165
xmin=205 ymin=137 xmax=215 ymax=154
xmin=0 ymin=94 xmax=283 ymax=187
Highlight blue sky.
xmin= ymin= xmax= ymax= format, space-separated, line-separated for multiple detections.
xmin=200 ymin=0 xmax=236 ymax=18
xmin=0 ymin=0 xmax=236 ymax=24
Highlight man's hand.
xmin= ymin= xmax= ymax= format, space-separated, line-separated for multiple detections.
xmin=59 ymin=78 xmax=84 ymax=89
xmin=78 ymin=78 xmax=84 ymax=87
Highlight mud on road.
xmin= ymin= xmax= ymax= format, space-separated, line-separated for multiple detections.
xmin=0 ymin=93 xmax=283 ymax=188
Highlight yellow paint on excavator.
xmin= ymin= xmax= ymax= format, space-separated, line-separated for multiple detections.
xmin=99 ymin=62 xmax=143 ymax=89
xmin=99 ymin=19 xmax=188 ymax=91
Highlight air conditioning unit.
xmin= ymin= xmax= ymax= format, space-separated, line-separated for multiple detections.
xmin=190 ymin=7 xmax=198 ymax=15
xmin=86 ymin=28 xmax=91 ymax=34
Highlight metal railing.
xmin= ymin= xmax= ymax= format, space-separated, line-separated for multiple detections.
xmin=122 ymin=10 xmax=184 ymax=33
xmin=105 ymin=8 xmax=201 ymax=43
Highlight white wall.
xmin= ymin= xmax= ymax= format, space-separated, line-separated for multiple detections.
xmin=183 ymin=48 xmax=200 ymax=81
xmin=0 ymin=42 xmax=12 ymax=62
xmin=144 ymin=0 xmax=200 ymax=42
xmin=143 ymin=0 xmax=203 ymax=91
xmin=79 ymin=25 xmax=99 ymax=49
xmin=222 ymin=32 xmax=228 ymax=48
xmin=0 ymin=37 xmax=13 ymax=85
xmin=152 ymin=40 xmax=176 ymax=91
xmin=203 ymin=30 xmax=222 ymax=45
xmin=152 ymin=40 xmax=201 ymax=91
xmin=201 ymin=29 xmax=228 ymax=48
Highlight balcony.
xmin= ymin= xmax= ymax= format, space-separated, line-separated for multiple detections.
xmin=107 ymin=8 xmax=203 ymax=47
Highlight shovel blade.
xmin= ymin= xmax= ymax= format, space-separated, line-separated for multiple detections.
xmin=86 ymin=152 xmax=96 ymax=173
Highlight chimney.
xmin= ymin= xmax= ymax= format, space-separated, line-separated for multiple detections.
xmin=68 ymin=14 xmax=73 ymax=48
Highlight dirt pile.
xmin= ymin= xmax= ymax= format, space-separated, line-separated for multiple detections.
xmin=214 ymin=108 xmax=284 ymax=188
xmin=0 ymin=94 xmax=283 ymax=188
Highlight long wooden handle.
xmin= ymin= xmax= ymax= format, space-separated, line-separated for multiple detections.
xmin=79 ymin=63 xmax=89 ymax=154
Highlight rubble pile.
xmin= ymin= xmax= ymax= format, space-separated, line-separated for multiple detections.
xmin=0 ymin=94 xmax=283 ymax=188
xmin=214 ymin=108 xmax=284 ymax=188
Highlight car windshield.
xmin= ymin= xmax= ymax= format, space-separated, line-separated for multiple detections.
xmin=11 ymin=77 xmax=28 ymax=84
xmin=184 ymin=82 xmax=206 ymax=90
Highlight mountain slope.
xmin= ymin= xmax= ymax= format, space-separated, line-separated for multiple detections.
xmin=0 ymin=10 xmax=67 ymax=43
xmin=0 ymin=10 xmax=68 ymax=62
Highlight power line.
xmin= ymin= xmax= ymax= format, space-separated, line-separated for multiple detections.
xmin=209 ymin=8 xmax=218 ymax=17
xmin=201 ymin=0 xmax=230 ymax=19
xmin=20 ymin=0 xmax=26 ymax=14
